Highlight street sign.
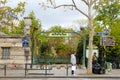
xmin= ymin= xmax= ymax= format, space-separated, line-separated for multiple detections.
xmin=22 ymin=37 xmax=30 ymax=47
xmin=96 ymin=32 xmax=102 ymax=36
xmin=96 ymin=32 xmax=109 ymax=36
xmin=102 ymin=36 xmax=115 ymax=46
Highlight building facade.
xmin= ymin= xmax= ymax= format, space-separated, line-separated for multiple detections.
xmin=0 ymin=35 xmax=31 ymax=68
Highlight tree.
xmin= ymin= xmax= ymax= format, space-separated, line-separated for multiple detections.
xmin=0 ymin=0 xmax=7 ymax=6
xmin=94 ymin=0 xmax=120 ymax=65
xmin=27 ymin=11 xmax=42 ymax=64
xmin=47 ymin=25 xmax=69 ymax=56
xmin=0 ymin=0 xmax=26 ymax=17
xmin=0 ymin=0 xmax=26 ymax=33
xmin=95 ymin=0 xmax=120 ymax=26
xmin=29 ymin=11 xmax=41 ymax=47
xmin=40 ymin=0 xmax=106 ymax=74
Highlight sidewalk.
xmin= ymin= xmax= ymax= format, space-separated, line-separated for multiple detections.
xmin=0 ymin=68 xmax=120 ymax=78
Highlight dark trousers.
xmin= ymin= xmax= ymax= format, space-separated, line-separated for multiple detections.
xmin=92 ymin=60 xmax=97 ymax=65
xmin=71 ymin=70 xmax=74 ymax=75
xmin=71 ymin=65 xmax=75 ymax=75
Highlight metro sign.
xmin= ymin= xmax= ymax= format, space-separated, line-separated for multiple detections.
xmin=48 ymin=32 xmax=69 ymax=37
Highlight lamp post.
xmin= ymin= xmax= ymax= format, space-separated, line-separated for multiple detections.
xmin=31 ymin=27 xmax=38 ymax=65
xmin=23 ymin=17 xmax=31 ymax=67
xmin=101 ymin=25 xmax=110 ymax=74
xmin=80 ymin=27 xmax=86 ymax=68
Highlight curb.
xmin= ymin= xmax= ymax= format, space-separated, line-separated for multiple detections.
xmin=0 ymin=75 xmax=120 ymax=78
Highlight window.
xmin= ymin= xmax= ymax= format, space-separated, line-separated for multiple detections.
xmin=2 ymin=47 xmax=10 ymax=59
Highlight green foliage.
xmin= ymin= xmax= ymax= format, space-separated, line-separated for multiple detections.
xmin=27 ymin=11 xmax=43 ymax=60
xmin=29 ymin=11 xmax=41 ymax=29
xmin=46 ymin=25 xmax=80 ymax=56
xmin=10 ymin=26 xmax=24 ymax=34
xmin=56 ymin=44 xmax=69 ymax=56
xmin=0 ymin=0 xmax=26 ymax=34
xmin=76 ymin=42 xmax=83 ymax=64
xmin=94 ymin=1 xmax=120 ymax=62
xmin=0 ymin=1 xmax=26 ymax=20
xmin=96 ymin=1 xmax=120 ymax=25
xmin=0 ymin=0 xmax=8 ymax=5
xmin=13 ymin=2 xmax=26 ymax=15
xmin=40 ymin=42 xmax=50 ymax=55
xmin=1 ymin=26 xmax=9 ymax=34
xmin=48 ymin=25 xmax=66 ymax=32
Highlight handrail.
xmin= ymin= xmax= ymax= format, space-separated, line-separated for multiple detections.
xmin=25 ymin=63 xmax=52 ymax=76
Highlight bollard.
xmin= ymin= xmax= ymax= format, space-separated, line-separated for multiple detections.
xmin=66 ymin=64 xmax=68 ymax=76
xmin=25 ymin=63 xmax=27 ymax=76
xmin=4 ymin=64 xmax=6 ymax=76
xmin=45 ymin=64 xmax=47 ymax=75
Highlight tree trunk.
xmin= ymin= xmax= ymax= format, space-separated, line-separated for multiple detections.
xmin=87 ymin=22 xmax=94 ymax=74
xmin=87 ymin=3 xmax=94 ymax=74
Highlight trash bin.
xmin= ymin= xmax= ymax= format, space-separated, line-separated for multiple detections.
xmin=92 ymin=62 xmax=105 ymax=74
xmin=92 ymin=63 xmax=100 ymax=74
xmin=105 ymin=62 xmax=112 ymax=72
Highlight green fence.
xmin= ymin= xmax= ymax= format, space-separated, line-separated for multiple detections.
xmin=33 ymin=56 xmax=70 ymax=64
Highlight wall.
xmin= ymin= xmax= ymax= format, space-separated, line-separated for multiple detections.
xmin=0 ymin=36 xmax=31 ymax=66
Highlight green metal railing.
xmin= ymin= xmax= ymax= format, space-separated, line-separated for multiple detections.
xmin=33 ymin=56 xmax=70 ymax=64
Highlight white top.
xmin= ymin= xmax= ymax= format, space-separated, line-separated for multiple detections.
xmin=70 ymin=54 xmax=76 ymax=65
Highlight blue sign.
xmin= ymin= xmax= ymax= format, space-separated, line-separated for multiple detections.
xmin=22 ymin=37 xmax=30 ymax=47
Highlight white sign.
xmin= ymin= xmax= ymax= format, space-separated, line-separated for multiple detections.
xmin=86 ymin=49 xmax=99 ymax=58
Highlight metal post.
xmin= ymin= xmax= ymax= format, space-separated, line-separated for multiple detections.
xmin=31 ymin=29 xmax=35 ymax=68
xmin=100 ymin=26 xmax=110 ymax=74
xmin=81 ymin=27 xmax=86 ymax=68
xmin=25 ymin=63 xmax=27 ymax=76
xmin=45 ymin=64 xmax=47 ymax=75
xmin=31 ymin=27 xmax=38 ymax=68
xmin=66 ymin=64 xmax=68 ymax=76
xmin=82 ymin=34 xmax=86 ymax=67
xmin=4 ymin=64 xmax=6 ymax=76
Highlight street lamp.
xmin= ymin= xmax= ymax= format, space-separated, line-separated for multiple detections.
xmin=31 ymin=27 xmax=38 ymax=65
xmin=80 ymin=27 xmax=86 ymax=68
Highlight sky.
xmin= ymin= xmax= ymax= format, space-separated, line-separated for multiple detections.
xmin=6 ymin=0 xmax=87 ymax=31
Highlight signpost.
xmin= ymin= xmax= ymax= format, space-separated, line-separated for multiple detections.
xmin=95 ymin=26 xmax=115 ymax=74
xmin=96 ymin=32 xmax=115 ymax=46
